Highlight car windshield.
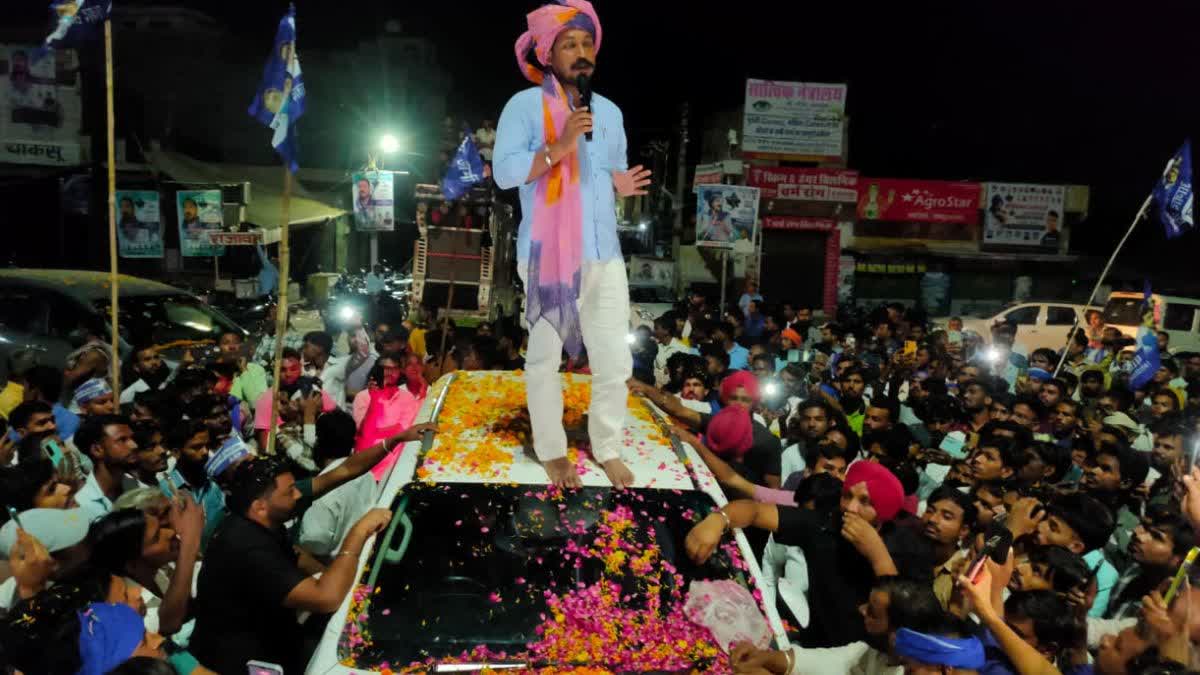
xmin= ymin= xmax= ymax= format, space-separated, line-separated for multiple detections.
xmin=340 ymin=483 xmax=750 ymax=671
xmin=1103 ymin=297 xmax=1144 ymax=326
xmin=95 ymin=294 xmax=242 ymax=345
xmin=630 ymin=287 xmax=674 ymax=303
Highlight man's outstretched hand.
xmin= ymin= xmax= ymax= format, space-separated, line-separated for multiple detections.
xmin=614 ymin=165 xmax=652 ymax=197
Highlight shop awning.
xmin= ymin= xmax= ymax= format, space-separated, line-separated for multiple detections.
xmin=143 ymin=149 xmax=346 ymax=229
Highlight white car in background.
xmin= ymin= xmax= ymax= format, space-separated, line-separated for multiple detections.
xmin=935 ymin=301 xmax=1099 ymax=354
xmin=306 ymin=370 xmax=785 ymax=673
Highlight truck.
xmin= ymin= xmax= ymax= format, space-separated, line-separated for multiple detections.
xmin=410 ymin=183 xmax=520 ymax=326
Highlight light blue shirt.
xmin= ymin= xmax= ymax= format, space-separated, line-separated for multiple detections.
xmin=728 ymin=343 xmax=751 ymax=371
xmin=1084 ymin=549 xmax=1120 ymax=618
xmin=256 ymin=245 xmax=278 ymax=297
xmin=493 ymin=86 xmax=628 ymax=262
xmin=75 ymin=471 xmax=114 ymax=524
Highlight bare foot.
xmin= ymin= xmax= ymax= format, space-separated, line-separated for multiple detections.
xmin=544 ymin=456 xmax=582 ymax=489
xmin=602 ymin=458 xmax=635 ymax=490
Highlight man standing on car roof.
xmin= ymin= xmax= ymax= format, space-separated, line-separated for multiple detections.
xmin=493 ymin=1 xmax=651 ymax=489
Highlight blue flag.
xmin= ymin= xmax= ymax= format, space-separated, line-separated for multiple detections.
xmin=1154 ymin=139 xmax=1194 ymax=239
xmin=1129 ymin=281 xmax=1161 ymax=390
xmin=35 ymin=0 xmax=111 ymax=61
xmin=248 ymin=4 xmax=306 ymax=173
xmin=441 ymin=129 xmax=486 ymax=201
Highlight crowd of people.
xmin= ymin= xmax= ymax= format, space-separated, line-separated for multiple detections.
xmin=0 ymin=307 xmax=442 ymax=674
xmin=5 ymin=275 xmax=1200 ymax=673
xmin=621 ymin=282 xmax=1200 ymax=674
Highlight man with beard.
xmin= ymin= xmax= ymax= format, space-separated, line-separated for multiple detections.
xmin=216 ymin=329 xmax=269 ymax=406
xmin=958 ymin=379 xmax=993 ymax=434
xmin=1050 ymin=399 xmax=1082 ymax=447
xmin=780 ymin=400 xmax=832 ymax=482
xmin=166 ymin=420 xmax=225 ymax=549
xmin=727 ymin=578 xmax=946 ymax=674
xmin=686 ymin=461 xmax=923 ymax=648
xmin=495 ymin=0 xmax=650 ymax=490
xmin=1105 ymin=514 xmax=1195 ymax=620
xmin=838 ymin=366 xmax=869 ymax=436
xmin=120 ymin=344 xmax=172 ymax=404
xmin=190 ymin=458 xmax=393 ymax=673
xmin=1145 ymin=419 xmax=1189 ymax=509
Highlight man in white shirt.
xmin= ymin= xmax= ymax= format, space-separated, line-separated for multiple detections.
xmin=652 ymin=314 xmax=693 ymax=388
xmin=302 ymin=331 xmax=350 ymax=412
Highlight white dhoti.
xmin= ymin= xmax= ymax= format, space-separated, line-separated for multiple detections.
xmin=520 ymin=259 xmax=632 ymax=464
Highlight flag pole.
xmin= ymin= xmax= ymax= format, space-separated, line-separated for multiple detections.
xmin=266 ymin=167 xmax=292 ymax=456
xmin=1051 ymin=192 xmax=1154 ymax=377
xmin=104 ymin=18 xmax=120 ymax=395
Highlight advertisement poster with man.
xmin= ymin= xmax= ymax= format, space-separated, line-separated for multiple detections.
xmin=695 ymin=184 xmax=760 ymax=250
xmin=983 ymin=182 xmax=1066 ymax=249
xmin=115 ymin=190 xmax=163 ymax=259
xmin=351 ymin=170 xmax=394 ymax=232
xmin=176 ymin=189 xmax=224 ymax=257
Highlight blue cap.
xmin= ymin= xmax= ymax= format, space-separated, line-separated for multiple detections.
xmin=894 ymin=628 xmax=985 ymax=669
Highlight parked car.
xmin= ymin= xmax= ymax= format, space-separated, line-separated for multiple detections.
xmin=1103 ymin=291 xmax=1200 ymax=353
xmin=0 ymin=269 xmax=246 ymax=381
xmin=306 ymin=370 xmax=785 ymax=673
xmin=934 ymin=301 xmax=1099 ymax=354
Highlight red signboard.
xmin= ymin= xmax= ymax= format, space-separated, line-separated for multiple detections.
xmin=746 ymin=167 xmax=858 ymax=202
xmin=761 ymin=216 xmax=838 ymax=231
xmin=856 ymin=179 xmax=980 ymax=225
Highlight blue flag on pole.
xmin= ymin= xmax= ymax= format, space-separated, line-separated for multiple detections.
xmin=248 ymin=4 xmax=306 ymax=173
xmin=1129 ymin=281 xmax=1161 ymax=390
xmin=1154 ymin=139 xmax=1194 ymax=239
xmin=35 ymin=0 xmax=111 ymax=61
xmin=441 ymin=129 xmax=485 ymax=201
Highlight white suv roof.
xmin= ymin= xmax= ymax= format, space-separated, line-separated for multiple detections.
xmin=306 ymin=371 xmax=785 ymax=674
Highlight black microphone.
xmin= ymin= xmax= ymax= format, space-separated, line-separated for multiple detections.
xmin=577 ymin=73 xmax=593 ymax=142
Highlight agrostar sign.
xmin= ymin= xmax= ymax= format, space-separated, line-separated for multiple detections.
xmin=856 ymin=178 xmax=982 ymax=225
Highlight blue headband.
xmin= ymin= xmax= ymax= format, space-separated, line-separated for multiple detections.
xmin=73 ymin=377 xmax=112 ymax=406
xmin=77 ymin=602 xmax=145 ymax=675
xmin=205 ymin=435 xmax=250 ymax=479
xmin=894 ymin=628 xmax=986 ymax=669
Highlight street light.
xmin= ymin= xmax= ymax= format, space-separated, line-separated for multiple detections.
xmin=379 ymin=133 xmax=400 ymax=155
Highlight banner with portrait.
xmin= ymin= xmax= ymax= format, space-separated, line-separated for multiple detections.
xmin=351 ymin=170 xmax=395 ymax=232
xmin=115 ymin=190 xmax=163 ymax=258
xmin=176 ymin=189 xmax=225 ymax=257
xmin=983 ymin=182 xmax=1066 ymax=249
xmin=695 ymin=184 xmax=760 ymax=250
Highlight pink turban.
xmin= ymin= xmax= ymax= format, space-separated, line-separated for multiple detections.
xmin=720 ymin=370 xmax=760 ymax=406
xmin=513 ymin=0 xmax=603 ymax=84
xmin=705 ymin=406 xmax=754 ymax=461
xmin=843 ymin=461 xmax=904 ymax=523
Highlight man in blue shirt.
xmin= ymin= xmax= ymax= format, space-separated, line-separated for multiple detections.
xmin=713 ymin=321 xmax=750 ymax=370
xmin=494 ymin=0 xmax=650 ymax=490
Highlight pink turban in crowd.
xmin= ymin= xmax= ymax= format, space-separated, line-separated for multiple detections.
xmin=843 ymin=461 xmax=904 ymax=523
xmin=705 ymin=406 xmax=754 ymax=461
xmin=513 ymin=0 xmax=603 ymax=85
xmin=511 ymin=0 xmax=603 ymax=357
xmin=719 ymin=370 xmax=760 ymax=406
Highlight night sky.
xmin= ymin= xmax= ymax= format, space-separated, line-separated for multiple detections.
xmin=11 ymin=1 xmax=1200 ymax=269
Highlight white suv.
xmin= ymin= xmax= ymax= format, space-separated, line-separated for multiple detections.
xmin=306 ymin=370 xmax=785 ymax=673
xmin=936 ymin=302 xmax=1098 ymax=354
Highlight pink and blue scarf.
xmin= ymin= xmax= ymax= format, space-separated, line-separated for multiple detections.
xmin=513 ymin=0 xmax=602 ymax=357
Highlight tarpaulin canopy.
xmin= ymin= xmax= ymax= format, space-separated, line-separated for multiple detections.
xmin=143 ymin=149 xmax=346 ymax=229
